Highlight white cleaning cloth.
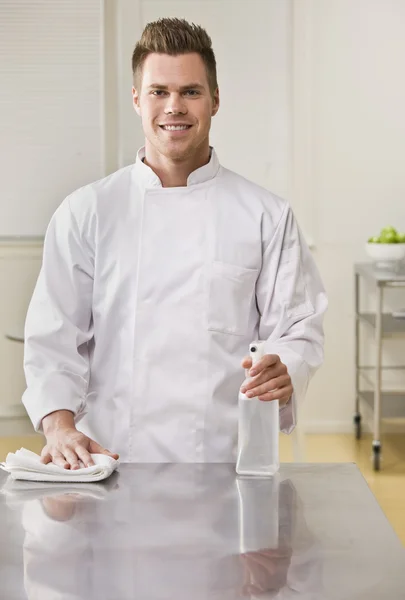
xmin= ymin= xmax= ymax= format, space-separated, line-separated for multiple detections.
xmin=0 ymin=448 xmax=119 ymax=483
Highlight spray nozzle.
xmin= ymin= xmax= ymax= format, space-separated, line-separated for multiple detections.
xmin=249 ymin=341 xmax=265 ymax=366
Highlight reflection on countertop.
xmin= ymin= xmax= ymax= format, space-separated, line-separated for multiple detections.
xmin=1 ymin=463 xmax=405 ymax=599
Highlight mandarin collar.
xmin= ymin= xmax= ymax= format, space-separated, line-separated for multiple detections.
xmin=133 ymin=146 xmax=220 ymax=190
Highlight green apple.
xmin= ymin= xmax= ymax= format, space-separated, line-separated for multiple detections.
xmin=368 ymin=236 xmax=381 ymax=243
xmin=381 ymin=225 xmax=397 ymax=237
xmin=380 ymin=231 xmax=398 ymax=243
xmin=396 ymin=232 xmax=405 ymax=243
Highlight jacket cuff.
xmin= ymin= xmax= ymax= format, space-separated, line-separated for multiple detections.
xmin=263 ymin=342 xmax=309 ymax=434
xmin=279 ymin=395 xmax=296 ymax=434
xmin=22 ymin=371 xmax=87 ymax=432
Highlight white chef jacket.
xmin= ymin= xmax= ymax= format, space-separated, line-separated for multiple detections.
xmin=22 ymin=146 xmax=327 ymax=462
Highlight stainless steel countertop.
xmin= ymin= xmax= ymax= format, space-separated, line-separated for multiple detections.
xmin=1 ymin=463 xmax=405 ymax=599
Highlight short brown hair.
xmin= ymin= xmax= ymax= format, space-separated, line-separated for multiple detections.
xmin=132 ymin=18 xmax=218 ymax=95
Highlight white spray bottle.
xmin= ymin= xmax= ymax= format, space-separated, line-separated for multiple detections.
xmin=236 ymin=340 xmax=280 ymax=477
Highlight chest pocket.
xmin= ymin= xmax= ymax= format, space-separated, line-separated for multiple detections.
xmin=207 ymin=261 xmax=259 ymax=336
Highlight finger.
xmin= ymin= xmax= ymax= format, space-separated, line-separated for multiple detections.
xmin=242 ymin=556 xmax=275 ymax=589
xmin=246 ymin=374 xmax=291 ymax=398
xmin=100 ymin=449 xmax=120 ymax=460
xmin=74 ymin=445 xmax=94 ymax=468
xmin=246 ymin=551 xmax=277 ymax=571
xmin=249 ymin=354 xmax=279 ymax=376
xmin=241 ymin=367 xmax=277 ymax=393
xmin=63 ymin=448 xmax=81 ymax=470
xmin=51 ymin=451 xmax=70 ymax=469
xmin=40 ymin=448 xmax=52 ymax=464
xmin=91 ymin=442 xmax=119 ymax=461
xmin=258 ymin=384 xmax=293 ymax=405
xmin=241 ymin=370 xmax=287 ymax=395
xmin=241 ymin=356 xmax=252 ymax=369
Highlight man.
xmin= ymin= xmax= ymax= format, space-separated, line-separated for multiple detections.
xmin=22 ymin=18 xmax=327 ymax=468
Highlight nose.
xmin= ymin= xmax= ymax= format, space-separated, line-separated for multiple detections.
xmin=164 ymin=92 xmax=187 ymax=115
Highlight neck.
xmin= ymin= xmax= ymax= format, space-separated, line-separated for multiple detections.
xmin=143 ymin=142 xmax=211 ymax=187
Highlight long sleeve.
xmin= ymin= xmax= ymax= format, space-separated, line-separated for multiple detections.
xmin=256 ymin=203 xmax=327 ymax=434
xmin=22 ymin=193 xmax=94 ymax=431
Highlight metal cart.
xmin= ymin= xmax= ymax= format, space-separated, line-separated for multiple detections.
xmin=354 ymin=263 xmax=405 ymax=470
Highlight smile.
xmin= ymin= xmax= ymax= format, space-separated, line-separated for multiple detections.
xmin=159 ymin=125 xmax=192 ymax=131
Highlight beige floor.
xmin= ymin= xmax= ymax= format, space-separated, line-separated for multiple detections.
xmin=1 ymin=431 xmax=405 ymax=545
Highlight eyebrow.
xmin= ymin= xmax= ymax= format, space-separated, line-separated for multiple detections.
xmin=147 ymin=83 xmax=205 ymax=91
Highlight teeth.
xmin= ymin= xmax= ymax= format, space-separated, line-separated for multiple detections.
xmin=162 ymin=125 xmax=190 ymax=131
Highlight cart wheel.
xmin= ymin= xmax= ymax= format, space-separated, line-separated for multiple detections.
xmin=354 ymin=413 xmax=362 ymax=440
xmin=372 ymin=441 xmax=381 ymax=471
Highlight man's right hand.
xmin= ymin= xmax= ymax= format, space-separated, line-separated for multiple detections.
xmin=41 ymin=410 xmax=119 ymax=470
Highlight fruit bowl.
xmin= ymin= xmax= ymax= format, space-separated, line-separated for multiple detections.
xmin=365 ymin=243 xmax=405 ymax=268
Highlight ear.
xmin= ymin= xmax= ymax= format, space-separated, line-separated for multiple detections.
xmin=211 ymin=87 xmax=220 ymax=117
xmin=132 ymin=86 xmax=141 ymax=116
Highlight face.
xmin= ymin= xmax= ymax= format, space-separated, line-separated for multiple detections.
xmin=132 ymin=52 xmax=219 ymax=162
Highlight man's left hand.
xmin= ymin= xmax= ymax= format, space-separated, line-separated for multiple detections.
xmin=240 ymin=354 xmax=292 ymax=406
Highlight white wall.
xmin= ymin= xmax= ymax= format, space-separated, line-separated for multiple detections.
xmin=0 ymin=0 xmax=104 ymax=237
xmin=0 ymin=243 xmax=42 ymax=419
xmin=293 ymin=0 xmax=405 ymax=432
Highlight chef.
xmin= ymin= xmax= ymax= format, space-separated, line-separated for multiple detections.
xmin=22 ymin=17 xmax=327 ymax=467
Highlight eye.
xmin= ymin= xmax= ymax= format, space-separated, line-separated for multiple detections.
xmin=151 ymin=90 xmax=167 ymax=96
xmin=184 ymin=90 xmax=200 ymax=96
